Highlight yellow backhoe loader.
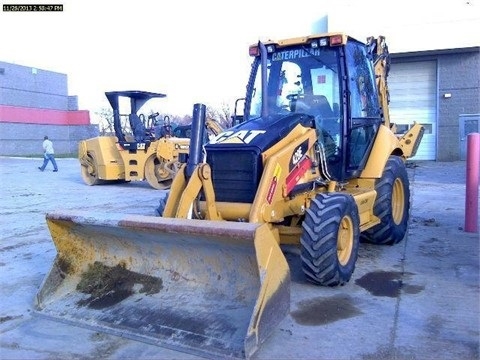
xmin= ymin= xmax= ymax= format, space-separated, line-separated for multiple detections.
xmin=36 ymin=33 xmax=423 ymax=359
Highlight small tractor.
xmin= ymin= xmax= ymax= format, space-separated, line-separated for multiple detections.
xmin=78 ymin=90 xmax=190 ymax=189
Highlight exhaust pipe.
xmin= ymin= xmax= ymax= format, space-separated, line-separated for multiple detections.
xmin=186 ymin=103 xmax=206 ymax=179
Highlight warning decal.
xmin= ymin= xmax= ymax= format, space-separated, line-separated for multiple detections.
xmin=266 ymin=163 xmax=282 ymax=204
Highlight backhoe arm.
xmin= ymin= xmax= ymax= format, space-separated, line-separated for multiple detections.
xmin=367 ymin=36 xmax=391 ymax=126
xmin=399 ymin=122 xmax=425 ymax=159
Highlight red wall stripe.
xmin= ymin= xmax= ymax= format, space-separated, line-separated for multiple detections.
xmin=0 ymin=105 xmax=91 ymax=125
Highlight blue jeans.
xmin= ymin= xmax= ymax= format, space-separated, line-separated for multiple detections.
xmin=40 ymin=153 xmax=58 ymax=171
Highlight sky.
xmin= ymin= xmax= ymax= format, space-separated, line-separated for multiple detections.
xmin=0 ymin=0 xmax=478 ymax=122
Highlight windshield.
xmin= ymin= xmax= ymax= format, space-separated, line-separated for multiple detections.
xmin=244 ymin=40 xmax=382 ymax=180
xmin=249 ymin=46 xmax=341 ymax=121
xmin=247 ymin=45 xmax=342 ymax=158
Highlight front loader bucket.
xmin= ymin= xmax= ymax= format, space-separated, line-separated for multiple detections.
xmin=35 ymin=211 xmax=290 ymax=359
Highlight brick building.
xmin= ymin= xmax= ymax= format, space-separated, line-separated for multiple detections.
xmin=0 ymin=61 xmax=98 ymax=156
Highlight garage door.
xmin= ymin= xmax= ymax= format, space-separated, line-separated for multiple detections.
xmin=388 ymin=61 xmax=437 ymax=160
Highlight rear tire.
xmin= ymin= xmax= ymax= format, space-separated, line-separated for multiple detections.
xmin=300 ymin=193 xmax=360 ymax=286
xmin=362 ymin=156 xmax=410 ymax=245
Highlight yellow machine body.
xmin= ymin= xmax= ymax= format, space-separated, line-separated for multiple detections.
xmin=79 ymin=136 xmax=190 ymax=189
xmin=37 ymin=33 xmax=424 ymax=359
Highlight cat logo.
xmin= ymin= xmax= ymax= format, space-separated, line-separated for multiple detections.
xmin=289 ymin=140 xmax=309 ymax=171
xmin=292 ymin=146 xmax=303 ymax=165
xmin=209 ymin=130 xmax=266 ymax=144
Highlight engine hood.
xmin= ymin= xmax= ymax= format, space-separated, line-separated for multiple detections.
xmin=206 ymin=113 xmax=314 ymax=153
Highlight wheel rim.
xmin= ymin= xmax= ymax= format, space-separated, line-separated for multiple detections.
xmin=391 ymin=178 xmax=405 ymax=225
xmin=145 ymin=156 xmax=173 ymax=190
xmin=337 ymin=215 xmax=354 ymax=266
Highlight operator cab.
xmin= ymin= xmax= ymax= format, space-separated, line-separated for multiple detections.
xmin=105 ymin=90 xmax=167 ymax=151
xmin=244 ymin=34 xmax=382 ymax=181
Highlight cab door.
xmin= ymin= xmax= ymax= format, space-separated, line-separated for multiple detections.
xmin=344 ymin=39 xmax=382 ymax=178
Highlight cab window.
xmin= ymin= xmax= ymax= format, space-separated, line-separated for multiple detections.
xmin=345 ymin=40 xmax=381 ymax=170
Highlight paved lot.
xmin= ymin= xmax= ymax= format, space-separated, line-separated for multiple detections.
xmin=0 ymin=157 xmax=478 ymax=359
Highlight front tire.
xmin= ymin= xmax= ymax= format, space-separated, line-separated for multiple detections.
xmin=362 ymin=156 xmax=410 ymax=245
xmin=300 ymin=193 xmax=360 ymax=286
xmin=80 ymin=153 xmax=102 ymax=186
xmin=144 ymin=155 xmax=173 ymax=190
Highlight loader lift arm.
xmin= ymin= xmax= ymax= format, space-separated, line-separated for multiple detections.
xmin=163 ymin=104 xmax=221 ymax=220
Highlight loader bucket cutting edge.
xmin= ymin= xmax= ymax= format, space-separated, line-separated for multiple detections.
xmin=35 ymin=211 xmax=290 ymax=359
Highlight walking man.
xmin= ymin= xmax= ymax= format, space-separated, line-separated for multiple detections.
xmin=38 ymin=135 xmax=58 ymax=172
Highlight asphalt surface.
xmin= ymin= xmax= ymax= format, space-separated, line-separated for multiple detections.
xmin=0 ymin=157 xmax=479 ymax=360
